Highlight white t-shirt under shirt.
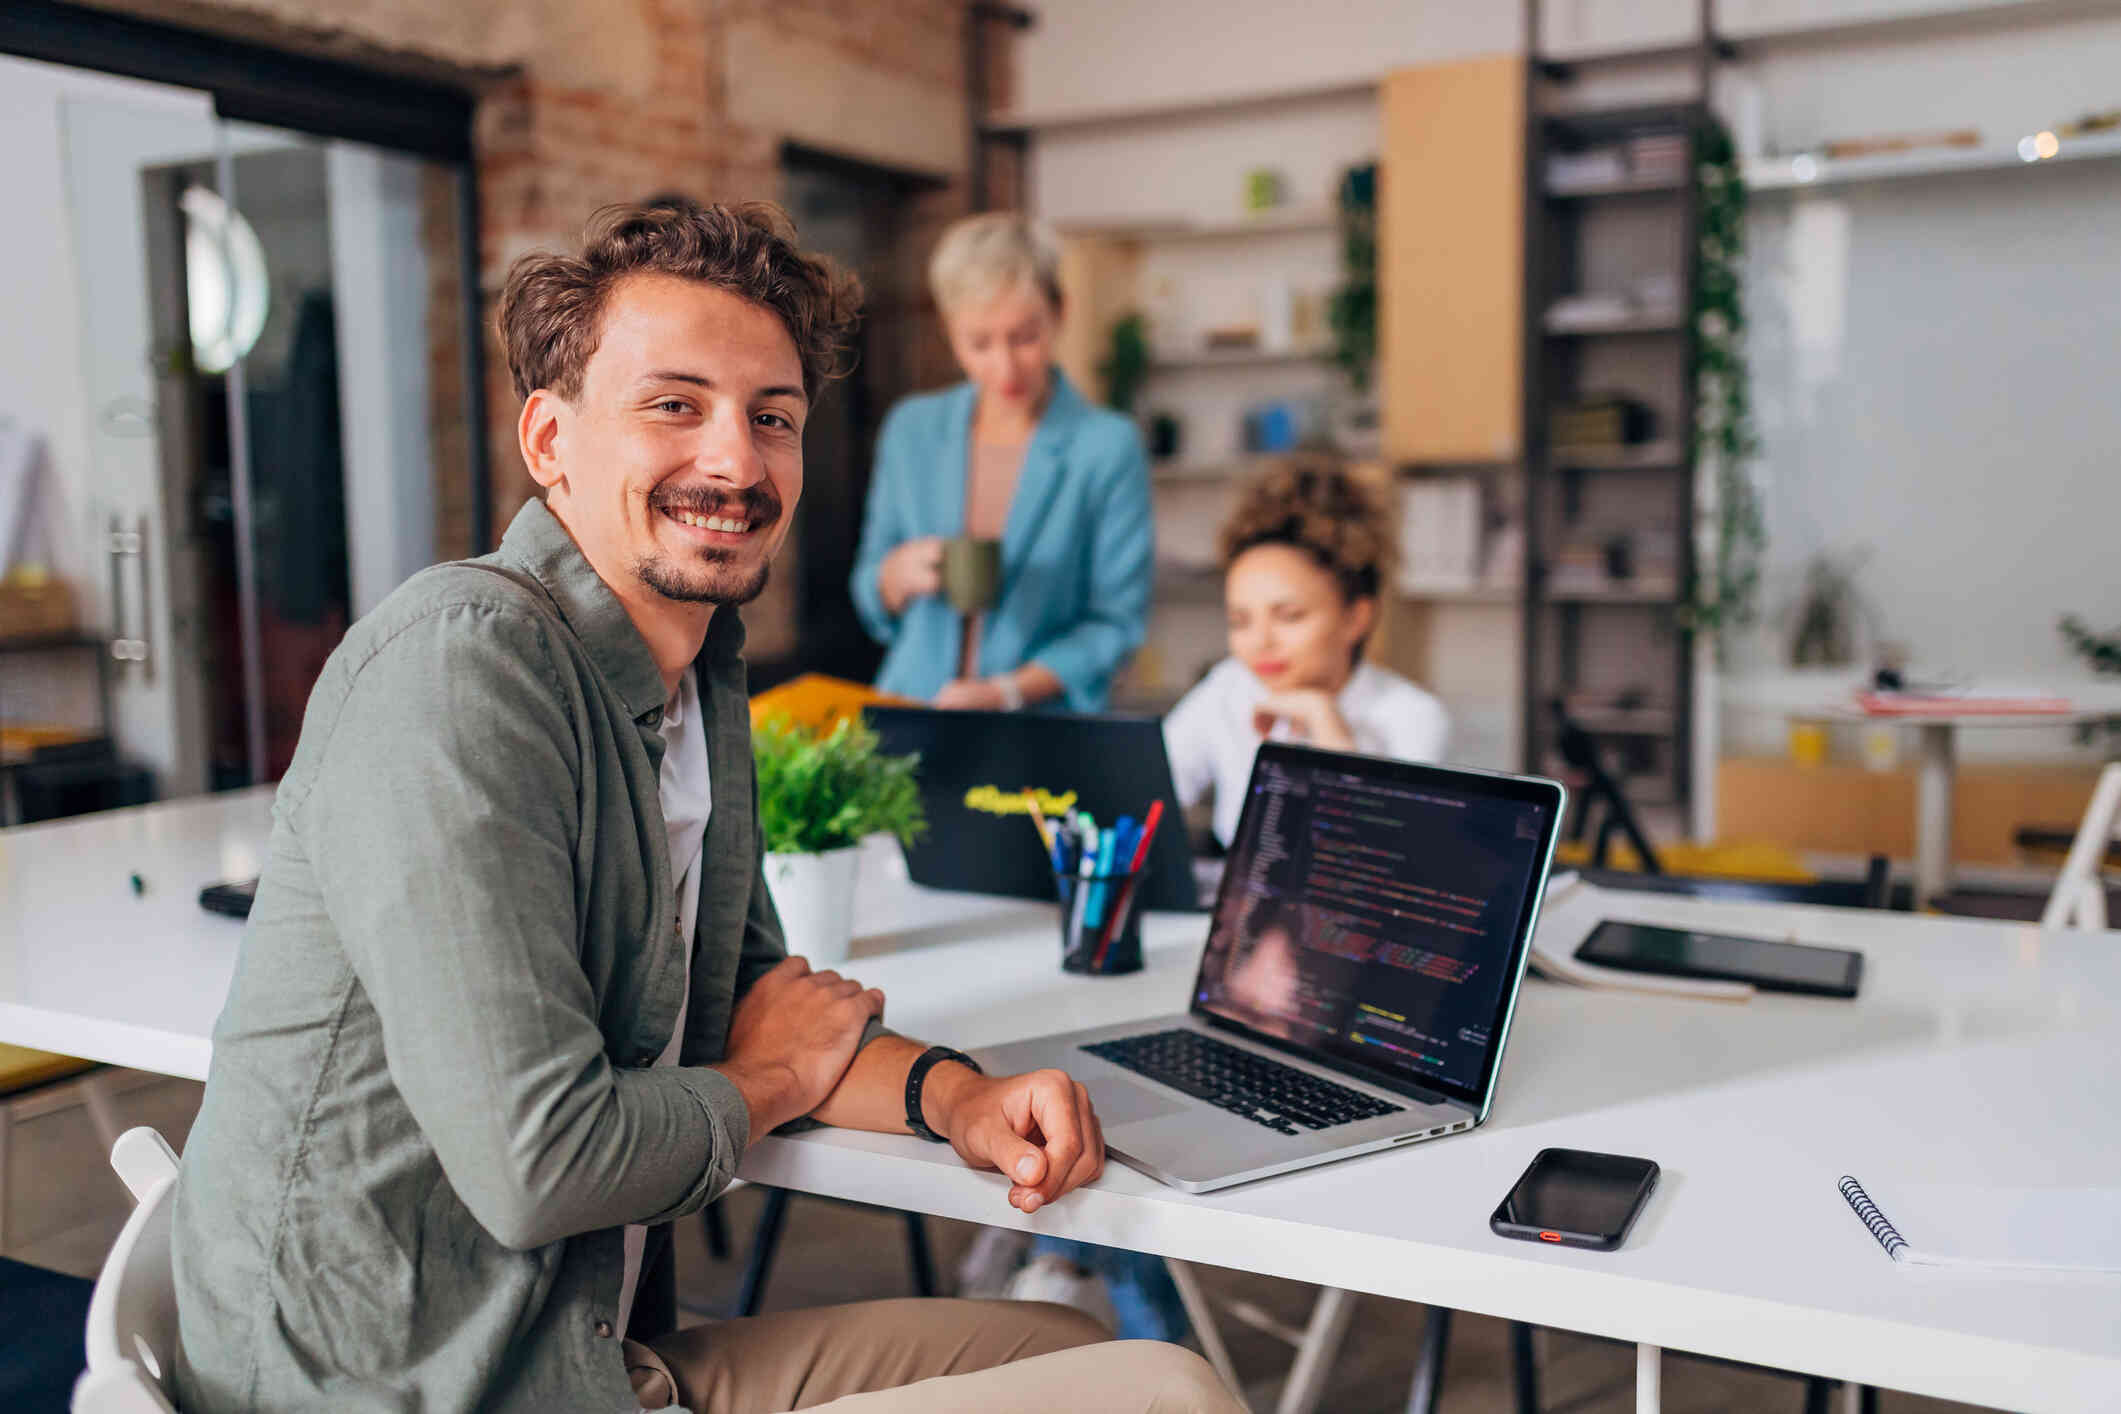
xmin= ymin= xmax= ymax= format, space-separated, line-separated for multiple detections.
xmin=618 ymin=666 xmax=711 ymax=1338
xmin=1163 ymin=657 xmax=1449 ymax=848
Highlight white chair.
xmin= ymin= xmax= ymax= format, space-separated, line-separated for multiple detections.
xmin=2041 ymin=763 xmax=2121 ymax=931
xmin=72 ymin=1127 xmax=181 ymax=1414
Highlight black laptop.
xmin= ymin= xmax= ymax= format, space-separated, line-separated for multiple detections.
xmin=865 ymin=706 xmax=1206 ymax=912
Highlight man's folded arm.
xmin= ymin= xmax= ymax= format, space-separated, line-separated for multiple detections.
xmin=301 ymin=602 xmax=744 ymax=1251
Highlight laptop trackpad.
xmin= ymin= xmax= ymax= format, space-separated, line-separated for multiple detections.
xmin=1083 ymin=1074 xmax=1189 ymax=1128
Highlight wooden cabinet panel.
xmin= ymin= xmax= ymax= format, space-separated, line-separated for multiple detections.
xmin=1379 ymin=55 xmax=1525 ymax=463
xmin=1717 ymin=756 xmax=2105 ymax=866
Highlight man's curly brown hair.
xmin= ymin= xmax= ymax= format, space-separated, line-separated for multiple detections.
xmin=1218 ymin=455 xmax=1395 ymax=604
xmin=496 ymin=198 xmax=863 ymax=404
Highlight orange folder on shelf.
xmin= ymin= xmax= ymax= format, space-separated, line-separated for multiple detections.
xmin=748 ymin=673 xmax=917 ymax=735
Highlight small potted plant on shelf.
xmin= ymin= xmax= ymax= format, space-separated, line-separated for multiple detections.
xmin=754 ymin=715 xmax=925 ymax=966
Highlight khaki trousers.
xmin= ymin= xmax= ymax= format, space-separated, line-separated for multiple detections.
xmin=623 ymin=1297 xmax=1244 ymax=1414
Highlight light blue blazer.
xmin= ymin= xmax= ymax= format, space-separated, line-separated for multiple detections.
xmin=850 ymin=370 xmax=1153 ymax=711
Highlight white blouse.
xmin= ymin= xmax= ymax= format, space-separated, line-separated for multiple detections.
xmin=1163 ymin=657 xmax=1450 ymax=848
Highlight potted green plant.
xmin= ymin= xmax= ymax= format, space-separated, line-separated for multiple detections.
xmin=1098 ymin=312 xmax=1149 ymax=416
xmin=754 ymin=715 xmax=925 ymax=965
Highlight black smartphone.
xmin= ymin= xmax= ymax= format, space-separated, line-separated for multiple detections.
xmin=198 ymin=877 xmax=258 ymax=919
xmin=1491 ymin=1147 xmax=1659 ymax=1251
xmin=1574 ymin=919 xmax=1863 ymax=999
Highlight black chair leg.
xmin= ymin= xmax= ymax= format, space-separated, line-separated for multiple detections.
xmin=902 ymin=1211 xmax=938 ymax=1297
xmin=1862 ymin=853 xmax=1893 ymax=910
xmin=702 ymin=1199 xmax=731 ymax=1261
xmin=1802 ymin=1376 xmax=1834 ymax=1414
xmin=1405 ymin=1306 xmax=1453 ymax=1414
xmin=732 ymin=1186 xmax=793 ymax=1318
xmin=1860 ymin=1384 xmax=1879 ymax=1414
xmin=1510 ymin=1321 xmax=1539 ymax=1414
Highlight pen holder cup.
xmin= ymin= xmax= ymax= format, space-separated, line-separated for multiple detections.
xmin=1057 ymin=868 xmax=1148 ymax=977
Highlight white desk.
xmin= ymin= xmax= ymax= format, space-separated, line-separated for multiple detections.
xmin=1727 ymin=671 xmax=2121 ymax=905
xmin=5 ymin=794 xmax=2119 ymax=1411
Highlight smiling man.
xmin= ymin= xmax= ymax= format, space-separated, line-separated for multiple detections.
xmin=167 ymin=201 xmax=1239 ymax=1414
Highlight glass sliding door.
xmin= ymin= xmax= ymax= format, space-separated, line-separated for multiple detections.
xmin=20 ymin=56 xmax=475 ymax=804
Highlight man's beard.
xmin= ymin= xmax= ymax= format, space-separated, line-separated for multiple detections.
xmin=635 ymin=482 xmax=783 ymax=606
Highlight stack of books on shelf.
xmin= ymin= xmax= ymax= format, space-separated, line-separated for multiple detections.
xmin=1397 ymin=478 xmax=1483 ymax=594
xmin=1551 ymin=396 xmax=1657 ymax=449
xmin=1626 ymin=131 xmax=1689 ymax=185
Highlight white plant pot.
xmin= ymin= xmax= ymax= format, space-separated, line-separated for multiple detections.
xmin=764 ymin=845 xmax=862 ymax=969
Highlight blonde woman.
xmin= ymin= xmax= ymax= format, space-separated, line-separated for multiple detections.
xmin=850 ymin=213 xmax=1152 ymax=711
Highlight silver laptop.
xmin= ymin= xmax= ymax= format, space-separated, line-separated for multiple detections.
xmin=974 ymin=742 xmax=1565 ymax=1193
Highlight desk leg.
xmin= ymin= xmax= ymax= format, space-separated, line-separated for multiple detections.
xmin=1636 ymin=1343 xmax=1661 ymax=1414
xmin=1163 ymin=1258 xmax=1243 ymax=1400
xmin=1277 ymin=1285 xmax=1356 ymax=1414
xmin=1915 ymin=724 xmax=1956 ymax=907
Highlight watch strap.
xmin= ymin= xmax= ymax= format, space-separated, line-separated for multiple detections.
xmin=905 ymin=1045 xmax=981 ymax=1143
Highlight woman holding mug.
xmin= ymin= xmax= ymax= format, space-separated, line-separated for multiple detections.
xmin=850 ymin=213 xmax=1152 ymax=710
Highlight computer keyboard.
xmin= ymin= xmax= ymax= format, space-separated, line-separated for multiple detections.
xmin=1084 ymin=1028 xmax=1403 ymax=1136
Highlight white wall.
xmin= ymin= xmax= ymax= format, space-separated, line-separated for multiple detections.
xmin=1012 ymin=0 xmax=1519 ymax=121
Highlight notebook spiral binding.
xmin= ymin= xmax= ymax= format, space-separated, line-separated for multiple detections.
xmin=1839 ymin=1175 xmax=1907 ymax=1261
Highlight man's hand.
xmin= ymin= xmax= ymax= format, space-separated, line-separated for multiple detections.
xmin=924 ymin=1064 xmax=1105 ymax=1213
xmin=878 ymin=537 xmax=944 ymax=615
xmin=713 ymin=957 xmax=884 ymax=1138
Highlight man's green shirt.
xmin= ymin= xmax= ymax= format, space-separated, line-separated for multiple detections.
xmin=172 ymin=500 xmax=799 ymax=1411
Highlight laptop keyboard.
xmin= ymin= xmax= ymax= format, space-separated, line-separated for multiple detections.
xmin=1084 ymin=1029 xmax=1404 ymax=1137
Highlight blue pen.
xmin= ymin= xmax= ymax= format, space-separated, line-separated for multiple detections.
xmin=1071 ymin=816 xmax=1099 ymax=943
xmin=1085 ymin=824 xmax=1120 ymax=930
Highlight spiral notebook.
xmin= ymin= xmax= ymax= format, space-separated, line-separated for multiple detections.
xmin=1838 ymin=1175 xmax=2121 ymax=1274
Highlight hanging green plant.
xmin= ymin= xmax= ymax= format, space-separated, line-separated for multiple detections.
xmin=1679 ymin=119 xmax=1766 ymax=651
xmin=1327 ymin=163 xmax=1377 ymax=394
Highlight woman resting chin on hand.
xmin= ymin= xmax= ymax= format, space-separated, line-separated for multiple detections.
xmin=1163 ymin=457 xmax=1450 ymax=851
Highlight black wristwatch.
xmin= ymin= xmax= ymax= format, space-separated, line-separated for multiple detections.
xmin=905 ymin=1045 xmax=981 ymax=1143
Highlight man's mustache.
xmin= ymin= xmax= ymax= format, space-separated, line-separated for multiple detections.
xmin=648 ymin=483 xmax=784 ymax=527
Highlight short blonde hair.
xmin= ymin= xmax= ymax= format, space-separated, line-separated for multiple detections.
xmin=927 ymin=212 xmax=1064 ymax=315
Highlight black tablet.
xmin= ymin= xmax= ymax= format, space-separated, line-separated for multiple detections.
xmin=1574 ymin=919 xmax=1862 ymax=999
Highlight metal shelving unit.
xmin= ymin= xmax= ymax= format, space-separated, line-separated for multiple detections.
xmin=1520 ymin=1 xmax=1716 ymax=813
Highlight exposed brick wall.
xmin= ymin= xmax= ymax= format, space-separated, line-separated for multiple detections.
xmin=84 ymin=0 xmax=1014 ymax=555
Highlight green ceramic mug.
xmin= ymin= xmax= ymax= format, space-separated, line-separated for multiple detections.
xmin=941 ymin=536 xmax=1002 ymax=616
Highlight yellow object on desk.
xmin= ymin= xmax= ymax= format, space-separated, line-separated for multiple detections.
xmin=748 ymin=673 xmax=915 ymax=736
xmin=1787 ymin=719 xmax=1830 ymax=768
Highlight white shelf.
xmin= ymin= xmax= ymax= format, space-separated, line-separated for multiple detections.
xmin=1149 ymin=345 xmax=1334 ymax=372
xmin=1546 ymin=174 xmax=1688 ymax=199
xmin=1544 ymin=310 xmax=1684 ymax=337
xmin=1747 ymin=129 xmax=2121 ymax=192
xmin=1546 ymin=583 xmax=1681 ymax=604
xmin=1056 ymin=207 xmax=1338 ymax=241
xmin=1396 ymin=585 xmax=1521 ymax=605
xmin=1548 ymin=440 xmax=1685 ymax=470
xmin=1722 ymin=0 xmax=2119 ymax=56
xmin=1569 ymin=708 xmax=1678 ymax=737
xmin=1152 ymin=458 xmax=1283 ymax=484
xmin=983 ymin=75 xmax=1376 ymax=137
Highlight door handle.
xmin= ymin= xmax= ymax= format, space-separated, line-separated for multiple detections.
xmin=106 ymin=513 xmax=153 ymax=681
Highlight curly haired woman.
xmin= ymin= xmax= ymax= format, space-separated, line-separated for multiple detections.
xmin=1166 ymin=456 xmax=1450 ymax=848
